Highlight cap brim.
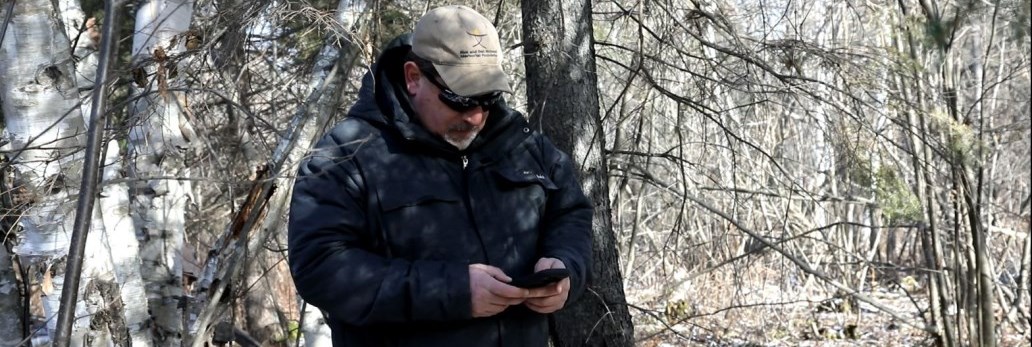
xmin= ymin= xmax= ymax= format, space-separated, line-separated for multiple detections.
xmin=434 ymin=63 xmax=513 ymax=97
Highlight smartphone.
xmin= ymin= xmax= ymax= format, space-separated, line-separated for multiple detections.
xmin=509 ymin=268 xmax=570 ymax=288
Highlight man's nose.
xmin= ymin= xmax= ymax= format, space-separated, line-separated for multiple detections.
xmin=461 ymin=107 xmax=486 ymax=123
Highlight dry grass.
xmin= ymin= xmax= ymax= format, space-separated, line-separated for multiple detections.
xmin=624 ymin=255 xmax=1030 ymax=346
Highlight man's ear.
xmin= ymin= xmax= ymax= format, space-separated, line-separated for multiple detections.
xmin=402 ymin=61 xmax=422 ymax=95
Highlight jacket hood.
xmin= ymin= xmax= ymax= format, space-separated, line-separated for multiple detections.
xmin=346 ymin=34 xmax=530 ymax=160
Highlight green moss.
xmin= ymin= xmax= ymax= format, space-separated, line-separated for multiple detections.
xmin=875 ymin=166 xmax=921 ymax=224
xmin=1012 ymin=0 xmax=1031 ymax=41
xmin=922 ymin=17 xmax=955 ymax=50
xmin=286 ymin=320 xmax=300 ymax=343
xmin=847 ymin=155 xmax=874 ymax=187
xmin=929 ymin=108 xmax=981 ymax=166
xmin=664 ymin=299 xmax=693 ymax=322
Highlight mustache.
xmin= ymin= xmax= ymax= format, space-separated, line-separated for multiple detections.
xmin=448 ymin=123 xmax=480 ymax=132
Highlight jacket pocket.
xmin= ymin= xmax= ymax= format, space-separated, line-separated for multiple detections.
xmin=378 ymin=178 xmax=461 ymax=210
xmin=380 ymin=190 xmax=461 ymax=212
xmin=484 ymin=166 xmax=559 ymax=273
xmin=375 ymin=180 xmax=467 ymax=260
xmin=493 ymin=167 xmax=558 ymax=208
xmin=493 ymin=167 xmax=558 ymax=191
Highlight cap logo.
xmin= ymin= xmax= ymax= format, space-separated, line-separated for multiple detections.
xmin=459 ymin=27 xmax=498 ymax=59
xmin=467 ymin=27 xmax=489 ymax=50
xmin=414 ymin=5 xmax=513 ymax=95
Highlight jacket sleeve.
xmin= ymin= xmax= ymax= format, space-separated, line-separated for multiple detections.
xmin=537 ymin=138 xmax=594 ymax=304
xmin=288 ymin=131 xmax=472 ymax=326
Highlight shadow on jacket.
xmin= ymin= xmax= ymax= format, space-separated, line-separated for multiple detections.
xmin=288 ymin=34 xmax=593 ymax=347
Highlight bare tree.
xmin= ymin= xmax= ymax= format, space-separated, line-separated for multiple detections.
xmin=589 ymin=0 xmax=1028 ymax=344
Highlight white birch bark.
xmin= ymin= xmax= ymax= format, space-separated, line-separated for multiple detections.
xmin=300 ymin=305 xmax=332 ymax=347
xmin=127 ymin=1 xmax=197 ymax=345
xmin=56 ymin=0 xmax=100 ymax=121
xmin=77 ymin=208 xmax=113 ymax=346
xmin=0 ymin=0 xmax=86 ymax=344
xmin=98 ymin=140 xmax=152 ymax=347
xmin=55 ymin=0 xmax=87 ymax=49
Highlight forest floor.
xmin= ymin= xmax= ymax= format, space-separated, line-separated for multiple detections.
xmin=627 ymin=265 xmax=1030 ymax=346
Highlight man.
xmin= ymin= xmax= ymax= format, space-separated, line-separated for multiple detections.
xmin=288 ymin=5 xmax=593 ymax=346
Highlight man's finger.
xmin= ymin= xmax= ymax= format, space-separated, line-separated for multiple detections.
xmin=486 ymin=295 xmax=525 ymax=306
xmin=488 ymin=281 xmax=529 ymax=299
xmin=534 ymin=258 xmax=562 ymax=272
xmin=504 ymin=297 xmax=526 ymax=305
xmin=472 ymin=264 xmax=513 ymax=282
xmin=528 ymin=294 xmax=561 ymax=306
xmin=525 ymin=283 xmax=561 ymax=298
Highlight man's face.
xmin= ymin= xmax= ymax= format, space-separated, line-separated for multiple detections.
xmin=404 ymin=62 xmax=489 ymax=150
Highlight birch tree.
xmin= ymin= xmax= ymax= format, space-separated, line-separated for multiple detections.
xmin=127 ymin=0 xmax=197 ymax=344
xmin=0 ymin=0 xmax=86 ymax=344
xmin=257 ymin=1 xmax=366 ymax=342
xmin=97 ymin=139 xmax=152 ymax=347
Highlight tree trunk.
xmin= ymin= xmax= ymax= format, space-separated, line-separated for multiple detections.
xmin=892 ymin=1 xmax=956 ymax=344
xmin=55 ymin=0 xmax=99 ymax=123
xmin=99 ymin=140 xmax=152 ymax=346
xmin=128 ymin=1 xmax=197 ymax=345
xmin=522 ymin=1 xmax=634 ymax=346
xmin=0 ymin=244 xmax=22 ymax=342
xmin=0 ymin=0 xmax=87 ymax=343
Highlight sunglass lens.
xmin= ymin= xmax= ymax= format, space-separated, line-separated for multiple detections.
xmin=435 ymin=85 xmax=502 ymax=112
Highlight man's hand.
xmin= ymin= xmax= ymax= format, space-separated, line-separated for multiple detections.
xmin=524 ymin=258 xmax=570 ymax=314
xmin=469 ymin=264 xmax=529 ymax=318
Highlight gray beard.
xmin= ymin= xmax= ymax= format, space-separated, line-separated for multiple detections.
xmin=445 ymin=131 xmax=479 ymax=150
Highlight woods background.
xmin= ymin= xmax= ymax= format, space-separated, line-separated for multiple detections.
xmin=1 ymin=0 xmax=1029 ymax=346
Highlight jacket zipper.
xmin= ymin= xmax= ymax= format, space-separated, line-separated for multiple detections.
xmin=460 ymin=155 xmax=491 ymax=265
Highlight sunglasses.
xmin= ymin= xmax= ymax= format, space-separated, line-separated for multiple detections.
xmin=420 ymin=68 xmax=502 ymax=112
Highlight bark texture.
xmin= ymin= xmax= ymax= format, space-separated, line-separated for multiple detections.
xmin=127 ymin=1 xmax=197 ymax=345
xmin=522 ymin=1 xmax=635 ymax=346
xmin=0 ymin=0 xmax=86 ymax=343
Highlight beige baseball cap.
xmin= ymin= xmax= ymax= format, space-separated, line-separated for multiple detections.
xmin=411 ymin=5 xmax=513 ymax=97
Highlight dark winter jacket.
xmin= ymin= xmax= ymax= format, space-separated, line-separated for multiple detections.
xmin=288 ymin=34 xmax=594 ymax=347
